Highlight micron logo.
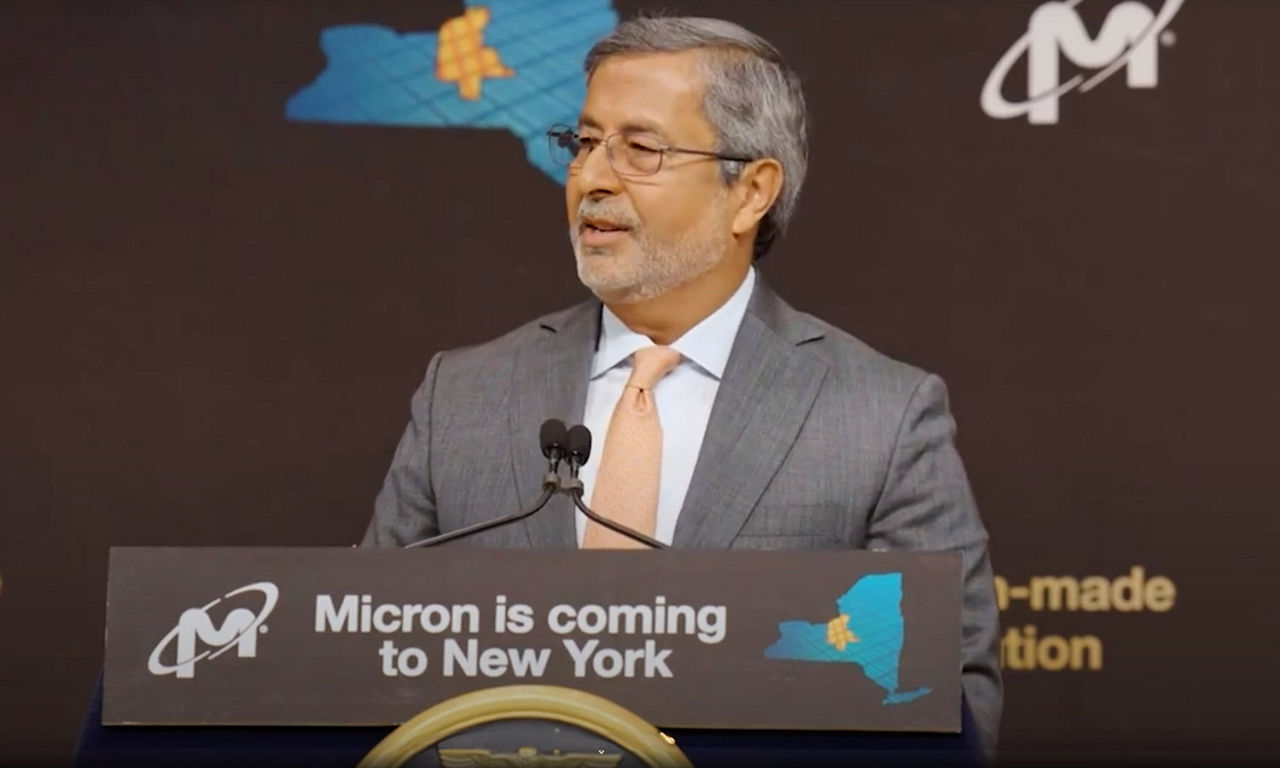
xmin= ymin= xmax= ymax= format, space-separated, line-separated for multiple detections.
xmin=147 ymin=582 xmax=279 ymax=679
xmin=982 ymin=0 xmax=1185 ymax=124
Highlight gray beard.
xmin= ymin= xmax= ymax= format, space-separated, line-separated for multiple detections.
xmin=570 ymin=208 xmax=729 ymax=304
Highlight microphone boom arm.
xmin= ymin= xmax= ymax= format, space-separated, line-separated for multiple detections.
xmin=403 ymin=420 xmax=666 ymax=550
xmin=405 ymin=472 xmax=560 ymax=549
xmin=562 ymin=478 xmax=668 ymax=550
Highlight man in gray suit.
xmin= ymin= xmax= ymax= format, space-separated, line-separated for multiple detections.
xmin=363 ymin=15 xmax=1001 ymax=758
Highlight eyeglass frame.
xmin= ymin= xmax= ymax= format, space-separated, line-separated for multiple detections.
xmin=546 ymin=124 xmax=755 ymax=177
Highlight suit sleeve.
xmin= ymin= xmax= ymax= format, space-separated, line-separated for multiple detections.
xmin=361 ymin=353 xmax=443 ymax=547
xmin=865 ymin=373 xmax=1002 ymax=760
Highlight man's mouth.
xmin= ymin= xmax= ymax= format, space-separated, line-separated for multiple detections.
xmin=578 ymin=216 xmax=632 ymax=247
xmin=581 ymin=217 xmax=630 ymax=234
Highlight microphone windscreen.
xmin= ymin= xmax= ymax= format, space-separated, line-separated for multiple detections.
xmin=539 ymin=419 xmax=569 ymax=457
xmin=567 ymin=424 xmax=593 ymax=463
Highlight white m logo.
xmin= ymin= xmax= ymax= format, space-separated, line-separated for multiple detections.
xmin=982 ymin=0 xmax=1184 ymax=124
xmin=148 ymin=581 xmax=279 ymax=679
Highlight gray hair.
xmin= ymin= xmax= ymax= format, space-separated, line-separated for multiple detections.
xmin=585 ymin=16 xmax=808 ymax=259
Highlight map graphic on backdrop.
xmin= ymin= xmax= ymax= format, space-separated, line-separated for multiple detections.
xmin=285 ymin=0 xmax=618 ymax=183
xmin=765 ymin=572 xmax=932 ymax=706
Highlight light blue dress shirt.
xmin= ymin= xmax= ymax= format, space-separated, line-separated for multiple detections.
xmin=576 ymin=268 xmax=757 ymax=545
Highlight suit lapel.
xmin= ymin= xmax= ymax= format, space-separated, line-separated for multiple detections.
xmin=672 ymin=282 xmax=828 ymax=549
xmin=509 ymin=301 xmax=599 ymax=550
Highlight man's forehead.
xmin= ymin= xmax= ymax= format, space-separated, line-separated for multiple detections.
xmin=579 ymin=50 xmax=709 ymax=134
xmin=577 ymin=115 xmax=666 ymax=135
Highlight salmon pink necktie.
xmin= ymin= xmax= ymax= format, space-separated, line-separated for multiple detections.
xmin=582 ymin=345 xmax=683 ymax=548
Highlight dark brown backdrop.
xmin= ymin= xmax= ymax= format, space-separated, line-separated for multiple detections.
xmin=2 ymin=0 xmax=1277 ymax=763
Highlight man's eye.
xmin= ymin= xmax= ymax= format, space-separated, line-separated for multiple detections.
xmin=627 ymin=140 xmax=661 ymax=155
xmin=577 ymin=137 xmax=602 ymax=151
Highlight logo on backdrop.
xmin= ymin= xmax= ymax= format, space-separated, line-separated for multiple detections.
xmin=147 ymin=582 xmax=279 ymax=679
xmin=982 ymin=0 xmax=1184 ymax=124
xmin=765 ymin=572 xmax=931 ymax=705
xmin=284 ymin=1 xmax=618 ymax=183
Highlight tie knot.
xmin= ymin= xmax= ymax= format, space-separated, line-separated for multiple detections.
xmin=628 ymin=345 xmax=682 ymax=391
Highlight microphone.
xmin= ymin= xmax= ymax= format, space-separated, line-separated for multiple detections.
xmin=565 ymin=423 xmax=592 ymax=479
xmin=562 ymin=424 xmax=668 ymax=550
xmin=540 ymin=418 xmax=570 ymax=474
xmin=404 ymin=419 xmax=566 ymax=549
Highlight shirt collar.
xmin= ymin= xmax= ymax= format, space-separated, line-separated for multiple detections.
xmin=592 ymin=267 xmax=756 ymax=380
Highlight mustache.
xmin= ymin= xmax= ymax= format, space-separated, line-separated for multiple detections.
xmin=575 ymin=200 xmax=641 ymax=230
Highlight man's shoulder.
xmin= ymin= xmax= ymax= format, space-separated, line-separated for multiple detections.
xmin=431 ymin=300 xmax=594 ymax=372
xmin=763 ymin=290 xmax=932 ymax=398
xmin=809 ymin=314 xmax=926 ymax=382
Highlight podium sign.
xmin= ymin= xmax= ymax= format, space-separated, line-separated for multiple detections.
xmin=104 ymin=547 xmax=961 ymax=732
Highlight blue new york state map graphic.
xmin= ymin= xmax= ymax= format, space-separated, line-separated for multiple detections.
xmin=765 ymin=572 xmax=932 ymax=705
xmin=286 ymin=0 xmax=618 ymax=183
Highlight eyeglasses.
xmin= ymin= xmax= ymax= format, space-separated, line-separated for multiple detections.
xmin=546 ymin=124 xmax=754 ymax=177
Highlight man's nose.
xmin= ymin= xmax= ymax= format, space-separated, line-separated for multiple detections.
xmin=574 ymin=138 xmax=623 ymax=199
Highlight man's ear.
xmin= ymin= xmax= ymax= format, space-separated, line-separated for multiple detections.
xmin=731 ymin=158 xmax=784 ymax=237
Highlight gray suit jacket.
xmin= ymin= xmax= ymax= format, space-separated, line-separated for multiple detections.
xmin=363 ymin=280 xmax=1002 ymax=754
